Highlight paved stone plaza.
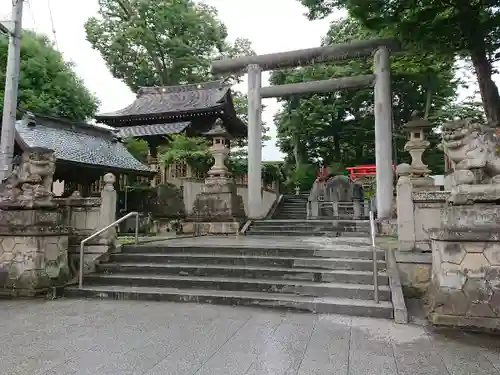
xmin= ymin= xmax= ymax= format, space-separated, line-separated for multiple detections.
xmin=1 ymin=298 xmax=499 ymax=375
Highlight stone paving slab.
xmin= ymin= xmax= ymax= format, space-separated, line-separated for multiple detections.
xmin=0 ymin=298 xmax=499 ymax=375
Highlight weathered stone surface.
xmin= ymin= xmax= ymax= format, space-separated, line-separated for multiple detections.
xmin=0 ymin=217 xmax=70 ymax=296
xmin=489 ymin=291 xmax=500 ymax=315
xmin=463 ymin=278 xmax=492 ymax=303
xmin=432 ymin=289 xmax=470 ymax=316
xmin=441 ymin=119 xmax=500 ymax=203
xmin=484 ymin=243 xmax=500 ymax=266
xmin=427 ymin=202 xmax=500 ymax=331
xmin=441 ymin=242 xmax=467 ymax=264
xmin=0 ymin=147 xmax=56 ymax=209
xmin=467 ymin=302 xmax=496 ymax=317
xmin=461 ymin=253 xmax=489 ymax=278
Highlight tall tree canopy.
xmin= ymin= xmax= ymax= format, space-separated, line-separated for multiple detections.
xmin=0 ymin=31 xmax=98 ymax=121
xmin=299 ymin=0 xmax=500 ymax=124
xmin=271 ymin=16 xmax=459 ymax=182
xmin=85 ymin=0 xmax=254 ymax=91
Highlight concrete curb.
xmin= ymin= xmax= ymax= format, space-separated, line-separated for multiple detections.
xmin=385 ymin=247 xmax=408 ymax=324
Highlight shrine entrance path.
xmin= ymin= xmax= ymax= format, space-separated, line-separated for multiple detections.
xmin=1 ymin=298 xmax=499 ymax=375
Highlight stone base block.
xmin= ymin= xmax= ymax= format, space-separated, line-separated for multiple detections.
xmin=427 ymin=208 xmax=500 ymax=331
xmin=0 ymin=232 xmax=70 ymax=296
xmin=192 ymin=222 xmax=241 ymax=235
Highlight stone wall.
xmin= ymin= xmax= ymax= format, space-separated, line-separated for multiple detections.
xmin=397 ymin=176 xmax=448 ymax=251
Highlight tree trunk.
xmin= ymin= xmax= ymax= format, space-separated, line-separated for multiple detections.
xmin=423 ymin=87 xmax=432 ymax=120
xmin=293 ymin=135 xmax=301 ymax=169
xmin=470 ymin=46 xmax=500 ymax=125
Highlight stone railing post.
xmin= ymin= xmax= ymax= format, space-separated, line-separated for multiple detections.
xmin=332 ymin=202 xmax=339 ymax=217
xmin=363 ymin=200 xmax=370 ymax=217
xmin=353 ymin=200 xmax=362 ymax=219
xmin=98 ymin=173 xmax=118 ymax=245
xmin=396 ymin=174 xmax=415 ymax=250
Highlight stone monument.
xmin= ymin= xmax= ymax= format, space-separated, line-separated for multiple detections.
xmin=426 ymin=119 xmax=500 ymax=330
xmin=307 ymin=175 xmax=365 ymax=219
xmin=190 ymin=119 xmax=245 ymax=234
xmin=0 ymin=147 xmax=70 ymax=296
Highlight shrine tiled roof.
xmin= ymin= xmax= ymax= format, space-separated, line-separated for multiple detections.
xmin=96 ymin=80 xmax=232 ymax=123
xmin=14 ymin=113 xmax=152 ymax=174
xmin=115 ymin=122 xmax=190 ymax=138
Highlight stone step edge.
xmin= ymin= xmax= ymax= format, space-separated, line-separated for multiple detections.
xmin=98 ymin=262 xmax=388 ymax=275
xmin=65 ymin=286 xmax=393 ymax=318
xmin=112 ymin=252 xmax=385 ymax=261
xmin=261 ymin=219 xmax=369 ymax=222
xmin=86 ymin=273 xmax=390 ymax=290
xmin=123 ymin=244 xmax=376 ymax=251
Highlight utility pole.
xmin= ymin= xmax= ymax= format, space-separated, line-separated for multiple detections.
xmin=0 ymin=0 xmax=24 ymax=181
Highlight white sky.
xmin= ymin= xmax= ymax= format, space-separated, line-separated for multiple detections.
xmin=0 ymin=0 xmax=347 ymax=161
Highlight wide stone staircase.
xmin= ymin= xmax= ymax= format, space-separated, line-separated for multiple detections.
xmin=66 ymin=237 xmax=393 ymax=319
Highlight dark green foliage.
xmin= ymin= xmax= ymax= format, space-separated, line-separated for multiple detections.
xmin=0 ymin=31 xmax=98 ymax=121
xmin=298 ymin=0 xmax=500 ymax=123
xmin=122 ymin=183 xmax=186 ymax=218
xmin=271 ymin=17 xmax=458 ymax=177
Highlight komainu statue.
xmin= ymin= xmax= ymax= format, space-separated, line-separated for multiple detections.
xmin=441 ymin=119 xmax=500 ymax=204
xmin=0 ymin=147 xmax=56 ymax=207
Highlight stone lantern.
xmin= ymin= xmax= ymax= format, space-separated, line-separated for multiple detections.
xmin=189 ymin=118 xmax=245 ymax=234
xmin=203 ymin=120 xmax=231 ymax=179
xmin=400 ymin=111 xmax=437 ymax=190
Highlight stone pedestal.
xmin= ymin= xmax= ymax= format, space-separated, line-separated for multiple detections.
xmin=426 ymin=204 xmax=500 ymax=330
xmin=191 ymin=176 xmax=245 ymax=235
xmin=0 ymin=208 xmax=70 ymax=296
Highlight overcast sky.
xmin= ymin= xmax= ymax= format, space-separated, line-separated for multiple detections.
xmin=0 ymin=0 xmax=348 ymax=161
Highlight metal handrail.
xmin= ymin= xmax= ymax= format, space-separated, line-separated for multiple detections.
xmin=369 ymin=210 xmax=379 ymax=303
xmin=79 ymin=211 xmax=139 ymax=288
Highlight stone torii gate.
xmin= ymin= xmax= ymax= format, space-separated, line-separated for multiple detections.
xmin=211 ymin=39 xmax=401 ymax=219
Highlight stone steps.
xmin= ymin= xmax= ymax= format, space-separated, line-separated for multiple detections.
xmin=249 ymin=224 xmax=369 ymax=231
xmin=82 ymin=273 xmax=391 ymax=301
xmin=65 ymin=285 xmax=393 ymax=318
xmin=66 ymin=237 xmax=392 ymax=319
xmin=110 ymin=251 xmax=384 ymax=264
xmin=116 ymin=246 xmax=385 ymax=260
xmin=246 ymin=230 xmax=369 ymax=237
xmin=97 ymin=261 xmax=387 ymax=281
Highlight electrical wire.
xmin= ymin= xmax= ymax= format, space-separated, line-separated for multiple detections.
xmin=25 ymin=0 xmax=38 ymax=29
xmin=46 ymin=0 xmax=59 ymax=50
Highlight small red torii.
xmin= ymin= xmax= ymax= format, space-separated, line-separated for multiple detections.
xmin=345 ymin=164 xmax=396 ymax=182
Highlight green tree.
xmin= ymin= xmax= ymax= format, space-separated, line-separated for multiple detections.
xmin=85 ymin=0 xmax=254 ymax=91
xmin=122 ymin=137 xmax=149 ymax=162
xmin=299 ymin=0 xmax=500 ymax=124
xmin=0 ymin=31 xmax=98 ymax=121
xmin=271 ymin=17 xmax=458 ymax=175
xmin=158 ymin=134 xmax=212 ymax=175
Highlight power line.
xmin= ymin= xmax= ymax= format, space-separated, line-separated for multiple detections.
xmin=25 ymin=0 xmax=37 ymax=29
xmin=46 ymin=0 xmax=58 ymax=49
